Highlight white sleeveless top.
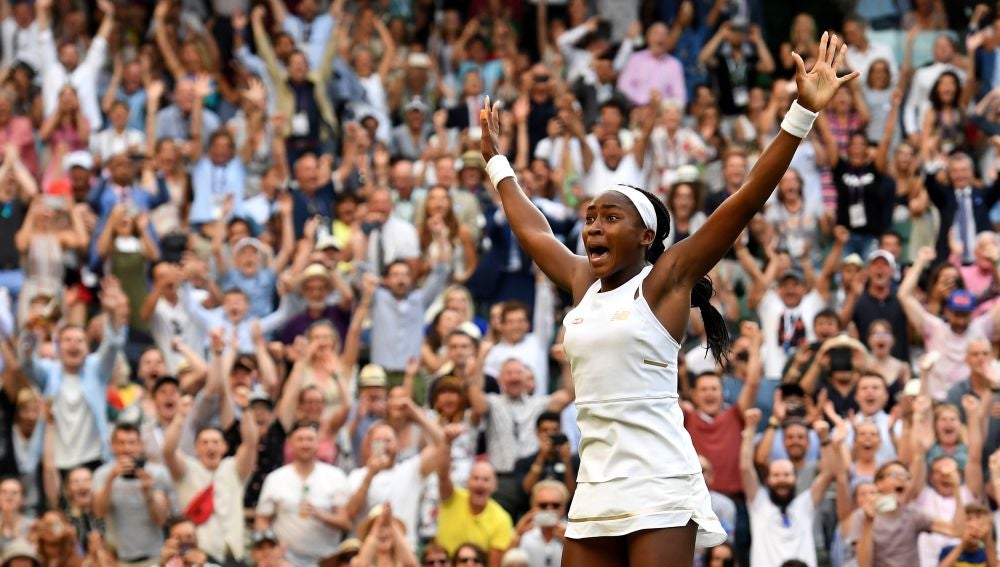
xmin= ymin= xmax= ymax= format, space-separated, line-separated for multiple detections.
xmin=562 ymin=265 xmax=701 ymax=482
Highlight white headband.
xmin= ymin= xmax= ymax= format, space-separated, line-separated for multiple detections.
xmin=599 ymin=185 xmax=658 ymax=234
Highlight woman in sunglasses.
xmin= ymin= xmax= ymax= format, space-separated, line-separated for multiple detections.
xmin=452 ymin=543 xmax=486 ymax=566
xmin=480 ymin=32 xmax=858 ymax=565
xmin=420 ymin=543 xmax=451 ymax=567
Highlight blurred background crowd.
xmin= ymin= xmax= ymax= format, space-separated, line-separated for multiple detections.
xmin=1 ymin=0 xmax=1000 ymax=566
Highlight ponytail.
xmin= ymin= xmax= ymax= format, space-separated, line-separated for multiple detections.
xmin=632 ymin=186 xmax=732 ymax=365
xmin=692 ymin=276 xmax=732 ymax=366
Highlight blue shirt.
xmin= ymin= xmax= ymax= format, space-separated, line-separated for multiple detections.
xmin=182 ymin=283 xmax=301 ymax=353
xmin=154 ymin=105 xmax=221 ymax=147
xmin=281 ymin=13 xmax=334 ymax=71
xmin=190 ymin=157 xmax=247 ymax=225
xmin=86 ymin=177 xmax=170 ymax=266
xmin=116 ymin=87 xmax=148 ymax=132
xmin=26 ymin=320 xmax=127 ymax=462
xmin=291 ymin=182 xmax=336 ymax=238
xmin=220 ymin=268 xmax=277 ymax=319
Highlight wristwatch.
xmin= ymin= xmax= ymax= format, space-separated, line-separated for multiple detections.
xmin=767 ymin=416 xmax=781 ymax=429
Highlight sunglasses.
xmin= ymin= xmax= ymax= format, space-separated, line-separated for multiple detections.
xmin=457 ymin=557 xmax=483 ymax=564
xmin=424 ymin=560 xmax=449 ymax=566
xmin=537 ymin=501 xmax=562 ymax=510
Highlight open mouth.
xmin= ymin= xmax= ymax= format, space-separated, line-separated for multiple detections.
xmin=894 ymin=486 xmax=905 ymax=495
xmin=587 ymin=245 xmax=610 ymax=263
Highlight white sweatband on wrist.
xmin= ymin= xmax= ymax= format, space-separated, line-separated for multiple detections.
xmin=486 ymin=155 xmax=515 ymax=190
xmin=780 ymin=100 xmax=819 ymax=139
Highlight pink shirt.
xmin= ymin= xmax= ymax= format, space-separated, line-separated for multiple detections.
xmin=616 ymin=50 xmax=687 ymax=106
xmin=0 ymin=116 xmax=38 ymax=177
xmin=921 ymin=309 xmax=995 ymax=400
xmin=958 ymin=263 xmax=998 ymax=316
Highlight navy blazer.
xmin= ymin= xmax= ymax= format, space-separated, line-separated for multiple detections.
xmin=925 ymin=172 xmax=1000 ymax=260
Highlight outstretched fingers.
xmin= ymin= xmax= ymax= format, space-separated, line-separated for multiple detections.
xmin=832 ymin=41 xmax=849 ymax=76
xmin=838 ymin=70 xmax=861 ymax=85
xmin=791 ymin=50 xmax=807 ymax=77
xmin=817 ymin=31 xmax=829 ymax=64
xmin=824 ymin=34 xmax=840 ymax=66
xmin=481 ymin=97 xmax=491 ymax=129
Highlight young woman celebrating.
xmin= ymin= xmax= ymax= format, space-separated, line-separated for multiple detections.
xmin=479 ymin=32 xmax=858 ymax=565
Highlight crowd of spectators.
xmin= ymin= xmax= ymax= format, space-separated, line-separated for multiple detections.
xmin=2 ymin=0 xmax=1000 ymax=566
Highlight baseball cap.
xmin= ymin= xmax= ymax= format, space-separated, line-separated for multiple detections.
xmin=841 ymin=253 xmax=864 ymax=268
xmin=62 ymin=151 xmax=94 ymax=172
xmin=151 ymin=376 xmax=180 ymax=395
xmin=358 ymin=364 xmax=387 ymax=388
xmin=946 ymin=289 xmax=976 ymax=313
xmin=247 ymin=386 xmax=273 ymax=409
xmin=404 ymin=97 xmax=429 ymax=114
xmin=866 ymin=249 xmax=897 ymax=272
xmin=233 ymin=237 xmax=267 ymax=256
xmin=315 ymin=234 xmax=340 ymax=251
xmin=1 ymin=539 xmax=40 ymax=566
xmin=251 ymin=529 xmax=279 ymax=547
xmin=778 ymin=268 xmax=805 ymax=283
xmin=406 ymin=52 xmax=432 ymax=69
xmin=233 ymin=354 xmax=258 ymax=373
xmin=460 ymin=150 xmax=485 ymax=171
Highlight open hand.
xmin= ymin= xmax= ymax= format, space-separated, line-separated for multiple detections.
xmin=480 ymin=96 xmax=502 ymax=161
xmin=791 ymin=32 xmax=860 ymax=112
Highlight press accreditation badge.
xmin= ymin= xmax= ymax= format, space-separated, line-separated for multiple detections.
xmin=732 ymin=86 xmax=749 ymax=108
xmin=848 ymin=202 xmax=867 ymax=228
xmin=291 ymin=112 xmax=309 ymax=136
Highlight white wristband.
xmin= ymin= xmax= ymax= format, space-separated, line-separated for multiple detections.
xmin=780 ymin=100 xmax=819 ymax=139
xmin=486 ymin=155 xmax=515 ymax=190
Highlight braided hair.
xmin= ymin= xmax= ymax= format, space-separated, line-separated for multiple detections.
xmin=621 ymin=185 xmax=732 ymax=365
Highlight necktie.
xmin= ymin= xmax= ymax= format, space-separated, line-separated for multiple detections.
xmin=374 ymin=228 xmax=386 ymax=275
xmin=957 ymin=189 xmax=973 ymax=263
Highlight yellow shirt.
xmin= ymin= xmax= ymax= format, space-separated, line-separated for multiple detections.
xmin=436 ymin=487 xmax=513 ymax=555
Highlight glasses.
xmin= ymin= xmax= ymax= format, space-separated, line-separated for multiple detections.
xmin=536 ymin=501 xmax=562 ymax=510
xmin=457 ymin=557 xmax=483 ymax=565
xmin=424 ymin=560 xmax=449 ymax=566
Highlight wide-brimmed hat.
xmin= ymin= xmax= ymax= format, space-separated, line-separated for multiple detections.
xmin=298 ymin=263 xmax=333 ymax=288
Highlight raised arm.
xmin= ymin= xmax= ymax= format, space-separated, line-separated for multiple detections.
xmin=813 ymin=227 xmax=848 ymax=303
xmin=373 ymin=17 xmax=396 ymax=80
xmin=698 ymin=23 xmax=728 ymax=68
xmin=153 ymin=1 xmax=185 ymax=79
xmin=736 ymin=322 xmax=763 ymax=413
xmin=874 ymin=89 xmax=902 ymax=173
xmin=962 ymin=394 xmax=987 ymax=500
xmin=740 ymin=408 xmax=762 ymax=503
xmin=810 ymin=420 xmax=838 ymax=507
xmin=235 ymin=401 xmax=259 ymax=481
xmin=162 ymin=398 xmax=190 ymax=480
xmin=898 ymin=246 xmax=937 ymax=331
xmin=632 ymin=95 xmax=658 ymax=168
xmin=481 ymin=99 xmax=592 ymax=297
xmin=652 ymin=33 xmax=859 ymax=299
xmin=749 ymin=25 xmax=776 ymax=74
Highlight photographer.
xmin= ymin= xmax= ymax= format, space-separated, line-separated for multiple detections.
xmin=509 ymin=480 xmax=569 ymax=567
xmin=92 ymin=422 xmax=172 ymax=567
xmin=514 ymin=412 xmax=579 ymax=506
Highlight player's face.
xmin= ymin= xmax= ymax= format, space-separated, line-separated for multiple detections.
xmin=583 ymin=192 xmax=653 ymax=279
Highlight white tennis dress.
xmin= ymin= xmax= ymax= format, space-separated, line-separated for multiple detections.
xmin=562 ymin=265 xmax=727 ymax=545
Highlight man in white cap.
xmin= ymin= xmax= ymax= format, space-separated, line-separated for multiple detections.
xmin=1 ymin=538 xmax=39 ymax=567
xmin=841 ymin=248 xmax=910 ymax=362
